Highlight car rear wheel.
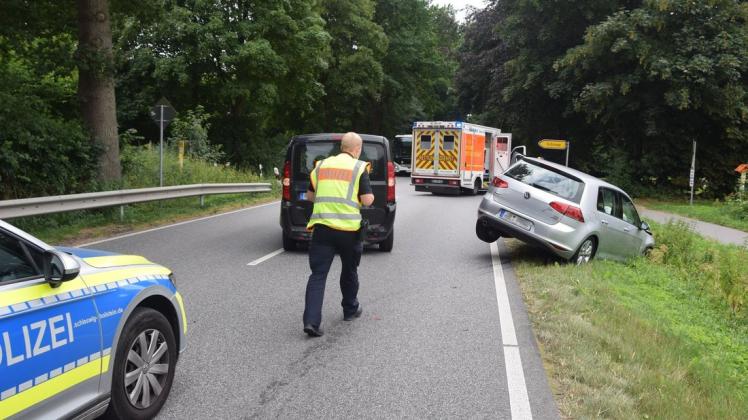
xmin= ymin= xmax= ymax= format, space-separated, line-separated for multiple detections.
xmin=476 ymin=221 xmax=501 ymax=243
xmin=282 ymin=234 xmax=297 ymax=251
xmin=378 ymin=228 xmax=394 ymax=252
xmin=104 ymin=308 xmax=177 ymax=420
xmin=573 ymin=237 xmax=596 ymax=265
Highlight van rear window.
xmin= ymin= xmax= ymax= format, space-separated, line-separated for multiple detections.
xmin=504 ymin=160 xmax=585 ymax=203
xmin=293 ymin=141 xmax=387 ymax=181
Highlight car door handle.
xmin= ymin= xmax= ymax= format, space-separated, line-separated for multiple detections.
xmin=601 ymin=220 xmax=609 ymax=225
xmin=623 ymin=227 xmax=631 ymax=232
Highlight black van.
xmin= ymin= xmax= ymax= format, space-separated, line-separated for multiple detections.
xmin=279 ymin=133 xmax=397 ymax=252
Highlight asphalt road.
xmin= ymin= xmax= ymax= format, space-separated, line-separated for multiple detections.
xmin=89 ymin=178 xmax=559 ymax=419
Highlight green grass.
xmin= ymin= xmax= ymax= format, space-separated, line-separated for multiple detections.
xmin=10 ymin=146 xmax=280 ymax=244
xmin=510 ymin=221 xmax=747 ymax=419
xmin=639 ymin=198 xmax=748 ymax=233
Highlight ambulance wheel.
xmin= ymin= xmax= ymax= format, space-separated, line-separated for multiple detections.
xmin=282 ymin=234 xmax=296 ymax=251
xmin=105 ymin=308 xmax=177 ymax=420
xmin=379 ymin=229 xmax=394 ymax=252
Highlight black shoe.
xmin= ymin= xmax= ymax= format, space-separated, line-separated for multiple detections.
xmin=303 ymin=324 xmax=324 ymax=337
xmin=343 ymin=304 xmax=363 ymax=321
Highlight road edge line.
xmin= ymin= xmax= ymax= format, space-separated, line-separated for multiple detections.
xmin=79 ymin=200 xmax=280 ymax=247
xmin=491 ymin=241 xmax=533 ymax=420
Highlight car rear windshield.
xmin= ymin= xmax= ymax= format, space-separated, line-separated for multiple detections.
xmin=293 ymin=140 xmax=387 ymax=181
xmin=504 ymin=160 xmax=585 ymax=203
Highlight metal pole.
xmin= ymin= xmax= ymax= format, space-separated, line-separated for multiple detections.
xmin=689 ymin=140 xmax=697 ymax=206
xmin=159 ymin=105 xmax=164 ymax=187
xmin=565 ymin=141 xmax=570 ymax=166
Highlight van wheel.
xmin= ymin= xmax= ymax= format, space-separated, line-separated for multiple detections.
xmin=104 ymin=308 xmax=177 ymax=419
xmin=572 ymin=237 xmax=597 ymax=265
xmin=282 ymin=234 xmax=296 ymax=251
xmin=379 ymin=229 xmax=394 ymax=252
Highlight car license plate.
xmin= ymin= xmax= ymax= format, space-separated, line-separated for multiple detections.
xmin=431 ymin=179 xmax=444 ymax=184
xmin=499 ymin=209 xmax=533 ymax=231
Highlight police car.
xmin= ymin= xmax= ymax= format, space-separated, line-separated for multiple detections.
xmin=0 ymin=219 xmax=186 ymax=419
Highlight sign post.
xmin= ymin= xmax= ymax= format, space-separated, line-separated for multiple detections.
xmin=150 ymin=98 xmax=176 ymax=187
xmin=538 ymin=139 xmax=570 ymax=166
xmin=689 ymin=140 xmax=697 ymax=206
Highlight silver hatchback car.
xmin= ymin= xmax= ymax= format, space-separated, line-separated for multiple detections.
xmin=476 ymin=157 xmax=654 ymax=263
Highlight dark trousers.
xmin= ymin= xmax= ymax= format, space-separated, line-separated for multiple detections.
xmin=303 ymin=225 xmax=363 ymax=328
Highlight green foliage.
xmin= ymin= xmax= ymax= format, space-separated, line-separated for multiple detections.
xmin=167 ymin=106 xmax=225 ymax=163
xmin=13 ymin=146 xmax=276 ymax=244
xmin=0 ymin=36 xmax=97 ymax=199
xmin=1 ymin=0 xmax=460 ymax=199
xmin=459 ymin=0 xmax=748 ymax=197
xmin=510 ymin=220 xmax=748 ymax=418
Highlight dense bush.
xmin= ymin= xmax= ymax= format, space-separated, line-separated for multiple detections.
xmin=649 ymin=221 xmax=748 ymax=315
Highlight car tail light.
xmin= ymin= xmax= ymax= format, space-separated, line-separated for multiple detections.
xmin=550 ymin=201 xmax=585 ymax=223
xmin=387 ymin=161 xmax=396 ymax=203
xmin=492 ymin=177 xmax=509 ymax=188
xmin=282 ymin=161 xmax=291 ymax=201
xmin=414 ymin=178 xmax=424 ymax=184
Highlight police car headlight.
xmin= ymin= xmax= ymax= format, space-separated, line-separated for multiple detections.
xmin=168 ymin=272 xmax=176 ymax=285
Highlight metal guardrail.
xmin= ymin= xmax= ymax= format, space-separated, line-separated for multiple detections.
xmin=0 ymin=183 xmax=272 ymax=219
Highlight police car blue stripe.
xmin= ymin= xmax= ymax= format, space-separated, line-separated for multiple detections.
xmin=0 ymin=275 xmax=170 ymax=319
xmin=0 ymin=347 xmax=112 ymax=402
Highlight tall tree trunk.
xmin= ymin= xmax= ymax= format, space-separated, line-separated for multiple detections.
xmin=77 ymin=0 xmax=121 ymax=182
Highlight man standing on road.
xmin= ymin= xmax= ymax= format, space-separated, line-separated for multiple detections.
xmin=302 ymin=132 xmax=375 ymax=337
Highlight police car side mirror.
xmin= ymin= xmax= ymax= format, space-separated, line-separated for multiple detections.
xmin=44 ymin=250 xmax=80 ymax=287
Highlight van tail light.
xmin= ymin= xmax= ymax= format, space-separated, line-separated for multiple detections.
xmin=550 ymin=201 xmax=585 ymax=223
xmin=387 ymin=161 xmax=396 ymax=203
xmin=448 ymin=180 xmax=459 ymax=186
xmin=282 ymin=161 xmax=291 ymax=201
xmin=413 ymin=178 xmax=424 ymax=184
xmin=492 ymin=177 xmax=509 ymax=188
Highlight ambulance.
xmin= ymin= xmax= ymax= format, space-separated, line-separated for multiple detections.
xmin=411 ymin=121 xmax=512 ymax=195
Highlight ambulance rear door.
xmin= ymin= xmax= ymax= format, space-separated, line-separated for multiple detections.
xmin=490 ymin=133 xmax=512 ymax=178
xmin=435 ymin=128 xmax=460 ymax=178
xmin=413 ymin=128 xmax=436 ymax=176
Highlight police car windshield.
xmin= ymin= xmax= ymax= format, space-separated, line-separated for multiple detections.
xmin=293 ymin=141 xmax=386 ymax=181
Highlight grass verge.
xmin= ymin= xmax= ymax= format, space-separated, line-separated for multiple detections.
xmin=639 ymin=198 xmax=748 ymax=233
xmin=8 ymin=146 xmax=280 ymax=245
xmin=509 ymin=221 xmax=747 ymax=419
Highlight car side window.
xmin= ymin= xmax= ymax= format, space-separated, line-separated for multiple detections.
xmin=596 ymin=188 xmax=618 ymax=217
xmin=620 ymin=194 xmax=641 ymax=227
xmin=0 ymin=230 xmax=44 ymax=284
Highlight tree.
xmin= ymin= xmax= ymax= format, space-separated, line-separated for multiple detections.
xmin=77 ymin=0 xmax=121 ymax=182
xmin=555 ymin=0 xmax=748 ymax=194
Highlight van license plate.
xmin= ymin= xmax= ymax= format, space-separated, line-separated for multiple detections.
xmin=499 ymin=209 xmax=533 ymax=231
xmin=431 ymin=179 xmax=444 ymax=184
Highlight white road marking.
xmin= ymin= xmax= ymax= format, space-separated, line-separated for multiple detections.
xmin=490 ymin=241 xmax=533 ymax=420
xmin=78 ymin=200 xmax=280 ymax=247
xmin=247 ymin=248 xmax=285 ymax=266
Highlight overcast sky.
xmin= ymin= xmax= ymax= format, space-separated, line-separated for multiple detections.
xmin=430 ymin=0 xmax=488 ymax=22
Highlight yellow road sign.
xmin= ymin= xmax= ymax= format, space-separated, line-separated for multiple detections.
xmin=538 ymin=139 xmax=568 ymax=150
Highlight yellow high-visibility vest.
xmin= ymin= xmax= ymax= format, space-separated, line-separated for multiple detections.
xmin=307 ymin=153 xmax=368 ymax=232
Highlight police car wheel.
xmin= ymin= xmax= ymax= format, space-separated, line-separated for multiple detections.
xmin=104 ymin=308 xmax=177 ymax=419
